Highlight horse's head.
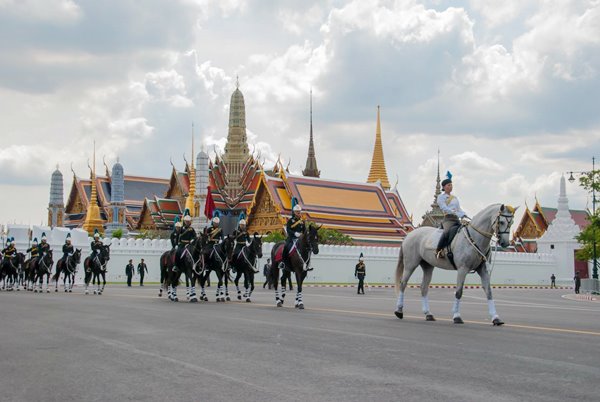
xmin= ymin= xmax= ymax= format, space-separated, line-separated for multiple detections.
xmin=495 ymin=204 xmax=517 ymax=248
xmin=101 ymin=245 xmax=111 ymax=262
xmin=252 ymin=232 xmax=263 ymax=258
xmin=74 ymin=249 xmax=82 ymax=263
xmin=46 ymin=250 xmax=54 ymax=264
xmin=307 ymin=224 xmax=321 ymax=255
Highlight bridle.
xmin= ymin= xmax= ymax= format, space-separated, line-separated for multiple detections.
xmin=463 ymin=209 xmax=514 ymax=262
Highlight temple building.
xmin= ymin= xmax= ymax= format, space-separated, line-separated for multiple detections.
xmin=420 ymin=152 xmax=444 ymax=228
xmin=49 ymin=85 xmax=415 ymax=244
xmin=512 ymin=197 xmax=589 ymax=252
xmin=48 ymin=165 xmax=65 ymax=228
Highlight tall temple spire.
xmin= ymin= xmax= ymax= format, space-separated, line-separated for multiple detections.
xmin=185 ymin=124 xmax=196 ymax=216
xmin=48 ymin=164 xmax=64 ymax=228
xmin=223 ymin=83 xmax=250 ymax=199
xmin=367 ymin=106 xmax=390 ymax=190
xmin=83 ymin=141 xmax=104 ymax=235
xmin=420 ymin=150 xmax=444 ymax=227
xmin=302 ymin=89 xmax=320 ymax=178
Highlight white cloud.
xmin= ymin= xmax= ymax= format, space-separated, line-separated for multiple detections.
xmin=0 ymin=0 xmax=82 ymax=23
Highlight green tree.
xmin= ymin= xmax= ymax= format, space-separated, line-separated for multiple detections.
xmin=111 ymin=228 xmax=123 ymax=239
xmin=262 ymin=231 xmax=285 ymax=243
xmin=574 ymin=169 xmax=600 ymax=277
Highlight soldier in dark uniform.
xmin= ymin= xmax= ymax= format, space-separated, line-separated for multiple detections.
xmin=203 ymin=216 xmax=223 ymax=254
xmin=171 ymin=217 xmax=182 ymax=249
xmin=2 ymin=238 xmax=17 ymax=260
xmin=125 ymin=259 xmax=134 ymax=286
xmin=280 ymin=204 xmax=305 ymax=269
xmin=61 ymin=233 xmax=74 ymax=266
xmin=355 ymin=253 xmax=366 ymax=295
xmin=89 ymin=230 xmax=103 ymax=270
xmin=137 ymin=258 xmax=148 ymax=286
xmin=175 ymin=213 xmax=197 ymax=271
xmin=231 ymin=218 xmax=250 ymax=271
xmin=37 ymin=233 xmax=51 ymax=263
xmin=26 ymin=238 xmax=39 ymax=261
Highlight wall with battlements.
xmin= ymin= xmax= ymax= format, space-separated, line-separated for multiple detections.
xmin=3 ymin=224 xmax=574 ymax=287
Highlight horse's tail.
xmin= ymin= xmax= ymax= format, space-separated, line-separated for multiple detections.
xmin=394 ymin=244 xmax=404 ymax=295
xmin=52 ymin=263 xmax=61 ymax=282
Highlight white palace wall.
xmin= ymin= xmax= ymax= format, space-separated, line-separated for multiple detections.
xmin=4 ymin=225 xmax=566 ymax=286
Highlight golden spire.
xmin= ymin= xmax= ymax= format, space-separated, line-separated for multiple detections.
xmin=185 ymin=124 xmax=196 ymax=216
xmin=367 ymin=105 xmax=390 ymax=190
xmin=83 ymin=140 xmax=104 ymax=235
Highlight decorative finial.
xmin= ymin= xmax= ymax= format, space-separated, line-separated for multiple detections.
xmin=236 ymin=75 xmax=239 ymax=89
xmin=56 ymin=163 xmax=59 ymax=171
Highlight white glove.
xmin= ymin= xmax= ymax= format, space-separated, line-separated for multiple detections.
xmin=68 ymin=253 xmax=73 ymax=257
xmin=295 ymin=232 xmax=301 ymax=238
xmin=246 ymin=241 xmax=251 ymax=247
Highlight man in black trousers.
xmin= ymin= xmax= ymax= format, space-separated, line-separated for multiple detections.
xmin=138 ymin=258 xmax=148 ymax=286
xmin=263 ymin=258 xmax=271 ymax=289
xmin=125 ymin=259 xmax=134 ymax=287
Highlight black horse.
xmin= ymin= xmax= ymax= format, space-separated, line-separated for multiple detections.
xmin=32 ymin=250 xmax=54 ymax=293
xmin=167 ymin=236 xmax=205 ymax=302
xmin=84 ymin=245 xmax=110 ymax=295
xmin=198 ymin=235 xmax=234 ymax=302
xmin=52 ymin=249 xmax=82 ymax=292
xmin=158 ymin=249 xmax=175 ymax=298
xmin=1 ymin=252 xmax=25 ymax=291
xmin=230 ymin=233 xmax=263 ymax=302
xmin=270 ymin=224 xmax=320 ymax=309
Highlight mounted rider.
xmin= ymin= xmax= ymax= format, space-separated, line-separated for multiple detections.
xmin=170 ymin=216 xmax=182 ymax=249
xmin=37 ymin=232 xmax=51 ymax=263
xmin=175 ymin=209 xmax=196 ymax=272
xmin=61 ymin=233 xmax=74 ymax=265
xmin=90 ymin=229 xmax=104 ymax=263
xmin=2 ymin=237 xmax=17 ymax=261
xmin=435 ymin=172 xmax=469 ymax=259
xmin=26 ymin=238 xmax=39 ymax=260
xmin=280 ymin=204 xmax=305 ymax=269
xmin=231 ymin=216 xmax=253 ymax=272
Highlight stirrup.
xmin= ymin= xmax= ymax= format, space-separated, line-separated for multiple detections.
xmin=278 ymin=262 xmax=286 ymax=270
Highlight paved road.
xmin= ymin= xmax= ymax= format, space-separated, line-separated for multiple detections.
xmin=1 ymin=284 xmax=599 ymax=402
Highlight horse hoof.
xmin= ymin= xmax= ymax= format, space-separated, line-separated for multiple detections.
xmin=189 ymin=298 xmax=198 ymax=303
xmin=394 ymin=310 xmax=403 ymax=319
xmin=237 ymin=295 xmax=242 ymax=300
xmin=174 ymin=297 xmax=179 ymax=302
xmin=276 ymin=301 xmax=283 ymax=307
xmin=453 ymin=317 xmax=464 ymax=324
xmin=298 ymin=304 xmax=304 ymax=310
xmin=68 ymin=289 xmax=72 ymax=293
xmin=492 ymin=318 xmax=505 ymax=326
xmin=426 ymin=314 xmax=436 ymax=322
xmin=226 ymin=296 xmax=231 ymax=301
xmin=216 ymin=298 xmax=221 ymax=302
xmin=55 ymin=289 xmax=58 ymax=292
xmin=246 ymin=298 xmax=251 ymax=303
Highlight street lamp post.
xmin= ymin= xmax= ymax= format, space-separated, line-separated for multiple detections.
xmin=567 ymin=156 xmax=598 ymax=280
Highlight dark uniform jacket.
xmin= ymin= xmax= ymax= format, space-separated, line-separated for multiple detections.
xmin=233 ymin=229 xmax=250 ymax=248
xmin=125 ymin=263 xmax=134 ymax=276
xmin=178 ymin=225 xmax=197 ymax=247
xmin=37 ymin=241 xmax=51 ymax=256
xmin=2 ymin=245 xmax=16 ymax=257
xmin=355 ymin=262 xmax=366 ymax=277
xmin=286 ymin=216 xmax=305 ymax=240
xmin=63 ymin=243 xmax=74 ymax=259
xmin=137 ymin=262 xmax=148 ymax=275
xmin=91 ymin=240 xmax=103 ymax=254
xmin=27 ymin=245 xmax=39 ymax=258
xmin=205 ymin=226 xmax=223 ymax=246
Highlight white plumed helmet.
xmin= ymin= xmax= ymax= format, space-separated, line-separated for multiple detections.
xmin=212 ymin=216 xmax=220 ymax=224
xmin=183 ymin=214 xmax=192 ymax=222
xmin=293 ymin=205 xmax=302 ymax=212
xmin=239 ymin=219 xmax=246 ymax=226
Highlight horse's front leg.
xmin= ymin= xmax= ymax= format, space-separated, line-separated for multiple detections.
xmin=280 ymin=271 xmax=287 ymax=302
xmin=215 ymin=270 xmax=225 ymax=302
xmin=235 ymin=269 xmax=242 ymax=300
xmin=477 ymin=264 xmax=504 ymax=326
xmin=224 ymin=269 xmax=231 ymax=301
xmin=101 ymin=272 xmax=106 ymax=293
xmin=294 ymin=270 xmax=305 ymax=309
xmin=188 ymin=269 xmax=198 ymax=303
xmin=452 ymin=267 xmax=470 ymax=324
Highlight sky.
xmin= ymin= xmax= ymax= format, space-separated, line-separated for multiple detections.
xmin=1 ymin=0 xmax=599 ymax=229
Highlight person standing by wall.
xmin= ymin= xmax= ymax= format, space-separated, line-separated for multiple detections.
xmin=550 ymin=274 xmax=556 ymax=289
xmin=355 ymin=253 xmax=366 ymax=295
xmin=574 ymin=271 xmax=581 ymax=294
xmin=138 ymin=258 xmax=148 ymax=287
xmin=125 ymin=259 xmax=134 ymax=287
xmin=263 ymin=258 xmax=271 ymax=289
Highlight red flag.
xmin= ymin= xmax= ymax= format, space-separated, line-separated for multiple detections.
xmin=204 ymin=186 xmax=216 ymax=219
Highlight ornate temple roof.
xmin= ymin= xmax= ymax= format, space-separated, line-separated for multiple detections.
xmin=366 ymin=106 xmax=390 ymax=190
xmin=246 ymin=169 xmax=413 ymax=246
xmin=302 ymin=91 xmax=320 ymax=178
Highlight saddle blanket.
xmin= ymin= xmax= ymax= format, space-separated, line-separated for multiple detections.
xmin=274 ymin=243 xmax=297 ymax=262
xmin=425 ymin=229 xmax=443 ymax=250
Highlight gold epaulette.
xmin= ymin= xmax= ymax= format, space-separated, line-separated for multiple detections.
xmin=290 ymin=219 xmax=304 ymax=228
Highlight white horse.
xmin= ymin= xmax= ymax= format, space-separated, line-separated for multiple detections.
xmin=394 ymin=204 xmax=517 ymax=325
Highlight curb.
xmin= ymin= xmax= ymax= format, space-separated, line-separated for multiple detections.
xmin=304 ymin=284 xmax=573 ymax=290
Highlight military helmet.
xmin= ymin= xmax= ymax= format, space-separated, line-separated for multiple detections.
xmin=212 ymin=216 xmax=220 ymax=225
xmin=239 ymin=219 xmax=246 ymax=226
xmin=293 ymin=205 xmax=302 ymax=213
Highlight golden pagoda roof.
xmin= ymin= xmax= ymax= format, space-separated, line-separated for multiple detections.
xmin=367 ymin=106 xmax=390 ymax=190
